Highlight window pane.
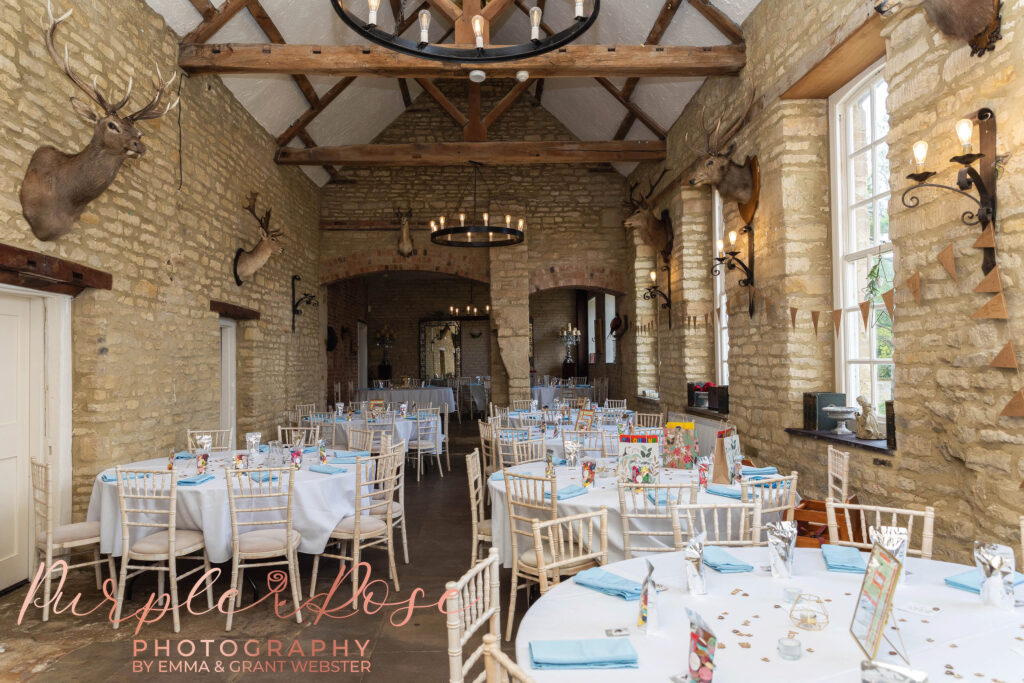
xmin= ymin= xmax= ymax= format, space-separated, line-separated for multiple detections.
xmin=875 ymin=308 xmax=893 ymax=359
xmin=847 ymin=364 xmax=872 ymax=404
xmin=876 ymin=199 xmax=890 ymax=244
xmin=873 ymin=80 xmax=889 ymax=140
xmin=846 ymin=311 xmax=871 ymax=360
xmin=851 ymin=203 xmax=874 ymax=251
xmin=847 ymin=258 xmax=870 ymax=307
xmin=851 ymin=150 xmax=872 ymax=203
xmin=850 ymin=92 xmax=870 ymax=151
xmin=874 ymin=143 xmax=890 ymax=194
xmin=875 ymin=364 xmax=894 ymax=416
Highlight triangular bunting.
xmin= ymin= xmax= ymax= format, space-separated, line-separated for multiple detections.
xmin=811 ymin=311 xmax=820 ymax=337
xmin=937 ymin=244 xmax=957 ymax=281
xmin=1000 ymin=389 xmax=1024 ymax=418
xmin=790 ymin=307 xmax=798 ymax=329
xmin=972 ymin=225 xmax=995 ymax=249
xmin=971 ymin=292 xmax=1009 ymax=320
xmin=972 ymin=266 xmax=1003 ymax=294
xmin=859 ymin=301 xmax=872 ymax=330
xmin=832 ymin=309 xmax=843 ymax=337
xmin=990 ymin=341 xmax=1018 ymax=370
xmin=905 ymin=272 xmax=922 ymax=305
xmin=881 ymin=289 xmax=895 ymax=319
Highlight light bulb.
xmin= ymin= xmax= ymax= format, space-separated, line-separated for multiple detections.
xmin=912 ymin=140 xmax=928 ymax=170
xmin=486 ymin=304 xmax=490 ymax=313
xmin=418 ymin=9 xmax=431 ymax=44
xmin=455 ymin=307 xmax=460 ymax=315
xmin=459 ymin=213 xmax=465 ymax=227
xmin=717 ymin=239 xmax=724 ymax=256
xmin=728 ymin=230 xmax=737 ymax=246
xmin=574 ymin=1 xmax=584 ymax=18
xmin=439 ymin=216 xmax=445 ymax=229
xmin=430 ymin=220 xmax=437 ymax=232
xmin=449 ymin=305 xmax=454 ymax=313
xmin=955 ymin=118 xmax=974 ymax=153
xmin=471 ymin=15 xmax=485 ymax=48
xmin=518 ymin=218 xmax=525 ymax=232
xmin=482 ymin=212 xmax=489 ymax=225
xmin=473 ymin=306 xmax=478 ymax=315
xmin=367 ymin=0 xmax=380 ymax=26
xmin=505 ymin=214 xmax=512 ymax=228
xmin=530 ymin=6 xmax=543 ymax=41
xmin=649 ymin=269 xmax=657 ymax=282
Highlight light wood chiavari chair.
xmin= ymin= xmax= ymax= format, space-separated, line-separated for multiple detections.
xmin=635 ymin=412 xmax=663 ymax=429
xmin=187 ymin=428 xmax=235 ymax=452
xmin=482 ymin=634 xmax=534 ymax=683
xmin=496 ymin=428 xmax=530 ymax=468
xmin=561 ymin=430 xmax=604 ymax=461
xmin=519 ymin=412 xmax=543 ymax=428
xmin=503 ymin=470 xmax=557 ymax=640
xmin=1019 ymin=515 xmax=1024 ymax=569
xmin=671 ymin=502 xmax=762 ymax=548
xmin=512 ymin=436 xmax=546 ymax=466
xmin=277 ymin=425 xmax=320 ymax=448
xmin=511 ymin=399 xmax=532 ymax=411
xmin=478 ymin=420 xmax=497 ymax=476
xmin=446 ymin=547 xmax=501 ymax=683
xmin=295 ymin=403 xmax=316 ymax=419
xmin=828 ymin=445 xmax=851 ymax=502
xmin=370 ymin=438 xmax=409 ymax=564
xmin=825 ymin=501 xmax=935 ymax=559
xmin=605 ymin=399 xmax=627 ymax=410
xmin=531 ymin=508 xmax=608 ymax=595
xmin=741 ymin=471 xmax=799 ymax=543
xmin=410 ymin=410 xmax=443 ymax=481
xmin=308 ymin=413 xmax=338 ymax=447
xmin=348 ymin=426 xmax=374 ymax=453
xmin=618 ymin=481 xmax=697 ymax=558
xmin=466 ymin=449 xmax=493 ymax=564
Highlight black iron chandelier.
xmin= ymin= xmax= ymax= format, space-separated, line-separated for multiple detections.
xmin=431 ymin=162 xmax=526 ymax=248
xmin=330 ymin=0 xmax=600 ymax=64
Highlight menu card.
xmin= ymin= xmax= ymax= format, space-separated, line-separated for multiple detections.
xmin=850 ymin=544 xmax=904 ymax=661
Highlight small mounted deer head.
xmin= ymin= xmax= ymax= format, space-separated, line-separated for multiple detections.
xmin=233 ymin=191 xmax=283 ymax=286
xmin=395 ymin=208 xmax=414 ymax=258
xmin=623 ymin=169 xmax=671 ymax=262
xmin=875 ymin=0 xmax=1001 ymax=56
xmin=19 ymin=1 xmax=179 ymax=241
xmin=686 ymin=89 xmax=756 ymax=206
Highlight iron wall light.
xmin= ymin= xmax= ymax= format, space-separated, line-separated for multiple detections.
xmin=712 ymin=225 xmax=756 ymax=317
xmin=644 ymin=264 xmax=672 ymax=328
xmin=291 ymin=274 xmax=319 ymax=332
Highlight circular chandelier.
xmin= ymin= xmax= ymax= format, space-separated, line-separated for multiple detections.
xmin=330 ymin=0 xmax=600 ymax=64
xmin=431 ymin=162 xmax=526 ymax=248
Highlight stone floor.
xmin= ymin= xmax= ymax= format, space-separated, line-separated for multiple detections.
xmin=0 ymin=421 xmax=526 ymax=681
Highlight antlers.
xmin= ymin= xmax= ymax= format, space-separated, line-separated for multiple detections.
xmin=44 ymin=1 xmax=179 ymax=121
xmin=625 ymin=168 xmax=669 ymax=210
xmin=244 ymin=192 xmax=281 ymax=238
xmin=687 ymin=86 xmax=756 ymax=157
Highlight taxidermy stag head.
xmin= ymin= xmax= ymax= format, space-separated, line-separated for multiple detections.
xmin=395 ymin=208 xmax=414 ymax=257
xmin=233 ymin=192 xmax=283 ymax=286
xmin=623 ymin=169 xmax=671 ymax=262
xmin=875 ymin=0 xmax=1002 ymax=56
xmin=19 ymin=1 xmax=179 ymax=241
xmin=686 ymin=90 xmax=756 ymax=205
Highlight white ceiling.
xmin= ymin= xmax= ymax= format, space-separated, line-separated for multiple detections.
xmin=146 ymin=0 xmax=761 ymax=184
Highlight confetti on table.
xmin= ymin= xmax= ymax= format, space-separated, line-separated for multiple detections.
xmin=739 ymin=642 xmax=751 ymax=649
xmin=731 ymin=589 xmax=742 ymax=595
xmin=806 ymin=648 xmax=814 ymax=653
xmin=761 ymin=657 xmax=770 ymax=663
xmin=787 ymin=631 xmax=798 ymax=639
xmin=742 ymin=592 xmax=749 ymax=597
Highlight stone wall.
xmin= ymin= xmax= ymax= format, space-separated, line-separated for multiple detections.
xmin=629 ymin=0 xmax=1024 ymax=561
xmin=0 ymin=0 xmax=323 ymax=516
xmin=529 ymin=289 xmax=576 ymax=377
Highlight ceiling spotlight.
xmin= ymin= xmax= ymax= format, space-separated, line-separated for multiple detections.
xmin=469 ymin=69 xmax=487 ymax=83
xmin=516 ymin=70 xmax=530 ymax=82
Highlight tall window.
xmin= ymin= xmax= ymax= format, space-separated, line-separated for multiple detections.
xmin=712 ymin=190 xmax=729 ymax=385
xmin=830 ymin=61 xmax=893 ymax=419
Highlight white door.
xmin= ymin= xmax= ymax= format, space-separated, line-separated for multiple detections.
xmin=0 ymin=294 xmax=35 ymax=589
xmin=219 ymin=319 xmax=237 ymax=440
xmin=357 ymin=321 xmax=368 ymax=389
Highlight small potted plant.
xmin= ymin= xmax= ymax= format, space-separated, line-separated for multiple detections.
xmin=693 ymin=381 xmax=715 ymax=408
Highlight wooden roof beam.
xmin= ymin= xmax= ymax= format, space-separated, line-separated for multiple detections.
xmin=595 ymin=77 xmax=666 ymax=139
xmin=182 ymin=0 xmax=250 ymax=44
xmin=482 ymin=78 xmax=534 ymax=129
xmin=414 ymin=78 xmax=469 ymax=127
xmin=276 ymin=76 xmax=357 ymax=146
xmin=425 ymin=0 xmax=462 ymax=23
xmin=687 ymin=0 xmax=743 ymax=44
xmin=481 ymin=0 xmax=517 ymax=23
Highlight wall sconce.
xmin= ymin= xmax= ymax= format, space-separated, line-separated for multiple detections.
xmin=902 ymin=108 xmax=997 ymax=275
xmin=291 ymin=274 xmax=319 ymax=332
xmin=643 ymin=264 xmax=672 ymax=328
xmin=711 ymin=225 xmax=756 ymax=317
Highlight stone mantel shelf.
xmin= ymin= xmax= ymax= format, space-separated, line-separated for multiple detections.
xmin=785 ymin=427 xmax=894 ymax=456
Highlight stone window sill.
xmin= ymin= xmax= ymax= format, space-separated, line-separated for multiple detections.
xmin=784 ymin=427 xmax=894 ymax=456
xmin=684 ymin=406 xmax=730 ymax=420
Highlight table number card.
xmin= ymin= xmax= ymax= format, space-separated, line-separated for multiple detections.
xmin=851 ymin=544 xmax=906 ymax=663
xmin=664 ymin=422 xmax=698 ymax=469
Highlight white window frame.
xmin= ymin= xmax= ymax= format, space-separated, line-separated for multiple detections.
xmin=711 ymin=189 xmax=729 ymax=386
xmin=829 ymin=58 xmax=893 ymax=420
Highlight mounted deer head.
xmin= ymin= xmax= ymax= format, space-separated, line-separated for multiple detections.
xmin=19 ymin=1 xmax=179 ymax=241
xmin=875 ymin=0 xmax=1001 ymax=56
xmin=686 ymin=89 xmax=756 ymax=205
xmin=623 ymin=169 xmax=671 ymax=262
xmin=395 ymin=208 xmax=414 ymax=257
xmin=233 ymin=191 xmax=283 ymax=286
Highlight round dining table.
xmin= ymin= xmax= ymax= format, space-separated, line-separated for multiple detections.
xmin=308 ymin=414 xmax=442 ymax=452
xmin=86 ymin=449 xmax=367 ymax=564
xmin=354 ymin=386 xmax=455 ymax=412
xmin=515 ymin=546 xmax=1024 ymax=681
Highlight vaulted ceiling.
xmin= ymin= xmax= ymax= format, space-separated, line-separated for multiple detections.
xmin=147 ymin=0 xmax=761 ymax=185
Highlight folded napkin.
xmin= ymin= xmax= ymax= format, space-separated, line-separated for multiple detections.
xmin=302 ymin=446 xmax=318 ymax=454
xmin=529 ymin=639 xmax=638 ymax=670
xmin=573 ymin=567 xmax=642 ymax=601
xmin=646 ymin=489 xmax=680 ymax=507
xmin=705 ymin=484 xmax=741 ymax=499
xmin=173 ymin=451 xmax=193 ymax=460
xmin=248 ymin=471 xmax=278 ymax=483
xmin=100 ymin=472 xmax=151 ymax=483
xmin=544 ymin=484 xmax=588 ymax=501
xmin=259 ymin=445 xmax=269 ymax=453
xmin=703 ymin=546 xmax=754 ymax=573
xmin=821 ymin=544 xmax=868 ymax=573
xmin=489 ymin=471 xmax=505 ymax=482
xmin=178 ymin=473 xmax=215 ymax=486
xmin=309 ymin=464 xmax=346 ymax=475
xmin=331 ymin=449 xmax=370 ymax=461
xmin=944 ymin=568 xmax=1024 ymax=594
xmin=741 ymin=465 xmax=778 ymax=477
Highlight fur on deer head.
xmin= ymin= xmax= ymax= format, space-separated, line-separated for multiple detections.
xmin=233 ymin=192 xmax=283 ymax=286
xmin=395 ymin=208 xmax=414 ymax=258
xmin=875 ymin=0 xmax=1001 ymax=56
xmin=19 ymin=1 xmax=179 ymax=241
xmin=686 ymin=89 xmax=756 ymax=205
xmin=623 ymin=169 xmax=671 ymax=261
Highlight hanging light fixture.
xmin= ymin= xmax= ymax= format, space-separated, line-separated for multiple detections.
xmin=432 ymin=162 xmax=526 ymax=248
xmin=330 ymin=0 xmax=600 ymax=64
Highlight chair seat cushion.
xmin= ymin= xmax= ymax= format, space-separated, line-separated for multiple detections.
xmin=238 ymin=529 xmax=301 ymax=554
xmin=37 ymin=521 xmax=101 ymax=547
xmin=130 ymin=529 xmax=205 ymax=556
xmin=332 ymin=515 xmax=387 ymax=537
xmin=518 ymin=546 xmax=593 ymax=570
xmin=370 ymin=501 xmax=403 ymax=518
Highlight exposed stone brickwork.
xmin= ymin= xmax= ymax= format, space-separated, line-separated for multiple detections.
xmin=529 ymin=289 xmax=576 ymax=377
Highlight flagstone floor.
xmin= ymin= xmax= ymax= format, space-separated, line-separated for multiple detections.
xmin=0 ymin=421 xmax=524 ymax=682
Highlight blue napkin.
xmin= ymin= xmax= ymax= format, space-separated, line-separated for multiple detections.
xmin=529 ymin=639 xmax=638 ymax=670
xmin=178 ymin=473 xmax=215 ymax=486
xmin=706 ymin=484 xmax=741 ymax=499
xmin=821 ymin=544 xmax=868 ymax=573
xmin=309 ymin=464 xmax=346 ymax=475
xmin=173 ymin=451 xmax=193 ymax=460
xmin=544 ymin=484 xmax=587 ymax=500
xmin=646 ymin=489 xmax=680 ymax=507
xmin=330 ymin=450 xmax=370 ymax=464
xmin=573 ymin=567 xmax=642 ymax=601
xmin=703 ymin=546 xmax=754 ymax=573
xmin=248 ymin=471 xmax=278 ymax=483
xmin=302 ymin=446 xmax=319 ymax=454
xmin=489 ymin=471 xmax=505 ymax=482
xmin=944 ymin=568 xmax=1024 ymax=594
xmin=100 ymin=472 xmax=151 ymax=483
xmin=742 ymin=465 xmax=778 ymax=477
xmin=259 ymin=445 xmax=269 ymax=453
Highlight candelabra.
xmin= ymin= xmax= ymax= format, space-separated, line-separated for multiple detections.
xmin=558 ymin=324 xmax=581 ymax=364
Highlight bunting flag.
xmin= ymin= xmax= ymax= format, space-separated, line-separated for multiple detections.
xmin=1000 ymin=389 xmax=1024 ymax=418
xmin=859 ymin=301 xmax=872 ymax=330
xmin=832 ymin=309 xmax=843 ymax=337
xmin=972 ymin=266 xmax=1002 ymax=294
xmin=790 ymin=307 xmax=798 ymax=329
xmin=972 ymin=225 xmax=996 ymax=249
xmin=905 ymin=272 xmax=922 ymax=305
xmin=811 ymin=310 xmax=820 ymax=337
xmin=990 ymin=341 xmax=1018 ymax=370
xmin=971 ymin=292 xmax=1009 ymax=320
xmin=937 ymin=243 xmax=957 ymax=281
xmin=881 ymin=288 xmax=895 ymax=318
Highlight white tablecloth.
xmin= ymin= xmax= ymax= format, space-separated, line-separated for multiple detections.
xmin=467 ymin=383 xmax=487 ymax=411
xmin=529 ymin=385 xmax=593 ymax=408
xmin=488 ymin=462 xmax=788 ymax=568
xmin=515 ymin=547 xmax=1024 ymax=681
xmin=86 ymin=450 xmax=367 ymax=564
xmin=355 ymin=387 xmax=455 ymax=412
xmin=311 ymin=415 xmax=441 ymax=452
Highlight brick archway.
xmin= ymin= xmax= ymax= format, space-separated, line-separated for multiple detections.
xmin=321 ymin=249 xmax=490 ymax=285
xmin=529 ymin=264 xmax=625 ymax=296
